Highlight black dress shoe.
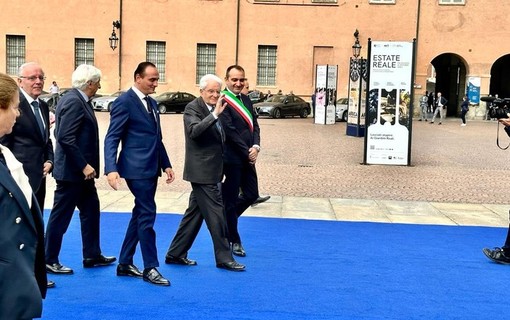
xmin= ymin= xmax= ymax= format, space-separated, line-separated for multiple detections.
xmin=251 ymin=195 xmax=271 ymax=207
xmin=143 ymin=268 xmax=170 ymax=286
xmin=46 ymin=263 xmax=73 ymax=275
xmin=116 ymin=264 xmax=142 ymax=278
xmin=165 ymin=255 xmax=197 ymax=266
xmin=232 ymin=243 xmax=246 ymax=257
xmin=216 ymin=261 xmax=246 ymax=271
xmin=83 ymin=255 xmax=117 ymax=268
xmin=47 ymin=280 xmax=56 ymax=288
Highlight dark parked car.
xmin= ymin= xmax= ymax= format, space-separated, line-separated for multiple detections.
xmin=247 ymin=90 xmax=266 ymax=104
xmin=254 ymin=94 xmax=311 ymax=119
xmin=39 ymin=88 xmax=73 ymax=112
xmin=154 ymin=91 xmax=196 ymax=114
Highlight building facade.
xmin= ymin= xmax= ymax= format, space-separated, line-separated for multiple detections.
xmin=2 ymin=0 xmax=509 ymax=118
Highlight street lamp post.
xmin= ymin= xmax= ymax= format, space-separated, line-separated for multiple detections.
xmin=346 ymin=29 xmax=367 ymax=137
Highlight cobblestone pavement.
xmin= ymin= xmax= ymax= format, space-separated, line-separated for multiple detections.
xmin=47 ymin=113 xmax=510 ymax=206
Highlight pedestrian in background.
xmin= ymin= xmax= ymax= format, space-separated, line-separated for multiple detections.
xmin=419 ymin=91 xmax=428 ymax=121
xmin=460 ymin=95 xmax=469 ymax=126
xmin=431 ymin=92 xmax=448 ymax=125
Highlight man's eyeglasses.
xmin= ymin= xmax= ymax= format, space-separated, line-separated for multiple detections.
xmin=19 ymin=76 xmax=46 ymax=81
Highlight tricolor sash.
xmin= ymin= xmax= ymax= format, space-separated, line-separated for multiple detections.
xmin=222 ymin=90 xmax=253 ymax=132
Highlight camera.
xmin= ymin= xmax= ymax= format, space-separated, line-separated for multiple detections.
xmin=481 ymin=96 xmax=510 ymax=119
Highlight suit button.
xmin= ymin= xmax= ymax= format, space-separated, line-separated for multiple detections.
xmin=9 ymin=192 xmax=13 ymax=197
xmin=19 ymin=244 xmax=25 ymax=250
xmin=15 ymin=217 xmax=21 ymax=224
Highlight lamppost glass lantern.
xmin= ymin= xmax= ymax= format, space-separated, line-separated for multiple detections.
xmin=352 ymin=29 xmax=361 ymax=59
xmin=109 ymin=20 xmax=121 ymax=51
xmin=109 ymin=31 xmax=119 ymax=51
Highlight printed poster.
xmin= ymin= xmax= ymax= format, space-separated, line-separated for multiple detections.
xmin=364 ymin=41 xmax=414 ymax=165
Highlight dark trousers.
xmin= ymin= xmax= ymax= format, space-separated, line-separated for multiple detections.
xmin=167 ymin=183 xmax=233 ymax=264
xmin=461 ymin=110 xmax=467 ymax=124
xmin=120 ymin=177 xmax=159 ymax=269
xmin=222 ymin=163 xmax=259 ymax=244
xmin=45 ymin=179 xmax=101 ymax=264
xmin=34 ymin=177 xmax=46 ymax=215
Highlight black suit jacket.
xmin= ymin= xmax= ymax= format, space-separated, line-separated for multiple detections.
xmin=0 ymin=92 xmax=53 ymax=191
xmin=0 ymin=161 xmax=47 ymax=319
xmin=53 ymin=88 xmax=100 ymax=182
xmin=182 ymin=97 xmax=224 ymax=184
xmin=219 ymin=93 xmax=260 ymax=165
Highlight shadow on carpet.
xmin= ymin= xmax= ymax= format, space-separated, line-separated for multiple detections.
xmin=41 ymin=212 xmax=510 ymax=319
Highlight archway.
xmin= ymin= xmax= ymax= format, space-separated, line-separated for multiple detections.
xmin=430 ymin=53 xmax=468 ymax=117
xmin=489 ymin=55 xmax=510 ymax=98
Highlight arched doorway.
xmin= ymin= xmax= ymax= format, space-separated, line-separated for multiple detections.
xmin=430 ymin=53 xmax=468 ymax=117
xmin=489 ymin=55 xmax=510 ymax=98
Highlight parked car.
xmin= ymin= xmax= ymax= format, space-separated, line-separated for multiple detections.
xmin=335 ymin=98 xmax=349 ymax=122
xmin=154 ymin=91 xmax=196 ymax=114
xmin=254 ymin=94 xmax=311 ymax=119
xmin=39 ymin=88 xmax=73 ymax=112
xmin=247 ymin=90 xmax=266 ymax=104
xmin=92 ymin=91 xmax=126 ymax=112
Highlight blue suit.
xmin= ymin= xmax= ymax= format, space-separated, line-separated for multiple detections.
xmin=45 ymin=88 xmax=102 ymax=264
xmin=104 ymin=88 xmax=171 ymax=269
xmin=0 ymin=153 xmax=46 ymax=319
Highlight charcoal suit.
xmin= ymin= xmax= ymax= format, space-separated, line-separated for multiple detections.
xmin=45 ymin=88 xmax=103 ymax=264
xmin=0 ymin=90 xmax=54 ymax=211
xmin=166 ymin=97 xmax=233 ymax=264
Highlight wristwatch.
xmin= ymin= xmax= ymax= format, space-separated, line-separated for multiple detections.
xmin=253 ymin=145 xmax=261 ymax=152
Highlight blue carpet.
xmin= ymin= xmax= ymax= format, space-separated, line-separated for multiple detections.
xmin=41 ymin=212 xmax=509 ymax=320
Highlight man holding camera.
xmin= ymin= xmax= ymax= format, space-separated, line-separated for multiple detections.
xmin=483 ymin=117 xmax=510 ymax=264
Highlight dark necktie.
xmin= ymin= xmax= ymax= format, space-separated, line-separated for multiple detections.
xmin=31 ymin=100 xmax=46 ymax=139
xmin=144 ymin=97 xmax=152 ymax=114
xmin=144 ymin=97 xmax=156 ymax=125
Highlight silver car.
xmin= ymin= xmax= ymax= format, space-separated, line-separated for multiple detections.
xmin=335 ymin=98 xmax=349 ymax=122
xmin=92 ymin=91 xmax=126 ymax=112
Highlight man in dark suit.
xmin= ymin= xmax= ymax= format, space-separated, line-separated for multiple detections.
xmin=1 ymin=62 xmax=54 ymax=212
xmin=165 ymin=74 xmax=245 ymax=272
xmin=45 ymin=64 xmax=116 ymax=276
xmin=0 ymin=62 xmax=55 ymax=288
xmin=104 ymin=62 xmax=175 ymax=286
xmin=220 ymin=65 xmax=261 ymax=257
xmin=0 ymin=72 xmax=47 ymax=319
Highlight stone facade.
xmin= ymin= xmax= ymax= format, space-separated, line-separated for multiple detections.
xmin=1 ymin=1 xmax=508 ymax=117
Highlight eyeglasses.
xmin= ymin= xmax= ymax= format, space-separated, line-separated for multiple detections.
xmin=19 ymin=76 xmax=46 ymax=81
xmin=230 ymin=78 xmax=247 ymax=83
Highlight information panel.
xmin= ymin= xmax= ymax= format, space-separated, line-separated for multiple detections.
xmin=364 ymin=40 xmax=415 ymax=165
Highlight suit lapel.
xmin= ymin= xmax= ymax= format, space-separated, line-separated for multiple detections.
xmin=19 ymin=94 xmax=45 ymax=142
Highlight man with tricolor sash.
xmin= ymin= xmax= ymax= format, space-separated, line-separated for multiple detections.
xmin=220 ymin=65 xmax=261 ymax=257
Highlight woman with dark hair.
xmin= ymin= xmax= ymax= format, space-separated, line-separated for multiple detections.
xmin=0 ymin=72 xmax=47 ymax=319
